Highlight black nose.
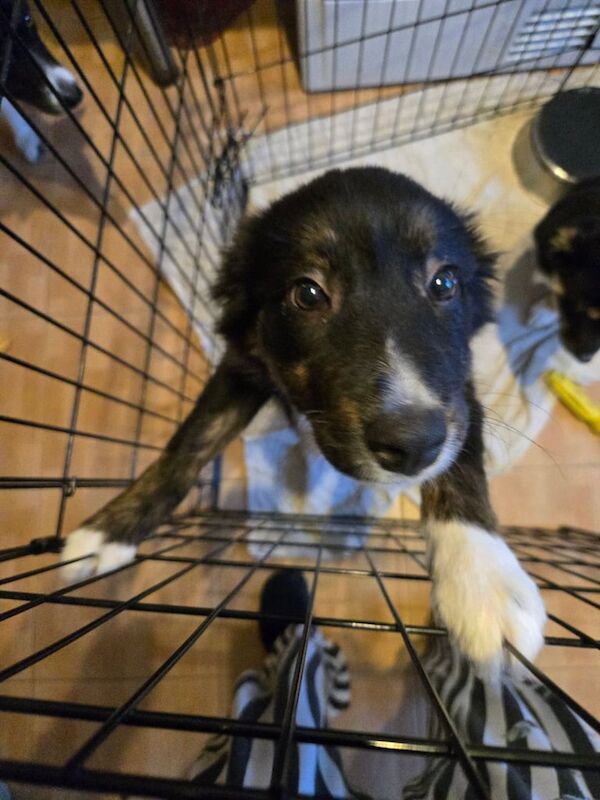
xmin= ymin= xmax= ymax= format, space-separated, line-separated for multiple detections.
xmin=562 ymin=333 xmax=599 ymax=364
xmin=57 ymin=80 xmax=83 ymax=109
xmin=365 ymin=407 xmax=447 ymax=476
xmin=574 ymin=348 xmax=597 ymax=363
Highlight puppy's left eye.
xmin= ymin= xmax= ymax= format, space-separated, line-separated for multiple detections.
xmin=428 ymin=267 xmax=459 ymax=302
xmin=290 ymin=279 xmax=330 ymax=311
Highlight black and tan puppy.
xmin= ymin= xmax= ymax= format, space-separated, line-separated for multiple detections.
xmin=62 ymin=167 xmax=546 ymax=668
xmin=535 ymin=177 xmax=600 ymax=362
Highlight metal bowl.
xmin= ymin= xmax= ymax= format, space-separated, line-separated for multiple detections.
xmin=513 ymin=87 xmax=600 ymax=203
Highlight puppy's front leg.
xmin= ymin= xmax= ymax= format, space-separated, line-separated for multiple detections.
xmin=421 ymin=391 xmax=546 ymax=669
xmin=61 ymin=353 xmax=271 ymax=582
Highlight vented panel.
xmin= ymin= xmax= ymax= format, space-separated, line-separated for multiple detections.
xmin=298 ymin=0 xmax=600 ymax=91
xmin=507 ymin=6 xmax=600 ymax=61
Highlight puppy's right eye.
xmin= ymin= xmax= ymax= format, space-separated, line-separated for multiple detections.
xmin=428 ymin=267 xmax=459 ymax=302
xmin=290 ymin=279 xmax=330 ymax=311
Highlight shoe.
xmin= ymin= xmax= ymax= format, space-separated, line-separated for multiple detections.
xmin=258 ymin=568 xmax=309 ymax=651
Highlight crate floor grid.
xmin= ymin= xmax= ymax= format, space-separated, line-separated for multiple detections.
xmin=0 ymin=513 xmax=597 ymax=798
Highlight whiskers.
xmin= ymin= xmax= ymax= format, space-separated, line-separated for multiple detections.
xmin=480 ymin=402 xmax=563 ymax=474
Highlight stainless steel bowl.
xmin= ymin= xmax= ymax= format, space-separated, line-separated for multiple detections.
xmin=513 ymin=87 xmax=600 ymax=203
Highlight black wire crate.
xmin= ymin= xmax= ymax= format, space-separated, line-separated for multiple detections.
xmin=0 ymin=1 xmax=599 ymax=798
xmin=0 ymin=515 xmax=598 ymax=798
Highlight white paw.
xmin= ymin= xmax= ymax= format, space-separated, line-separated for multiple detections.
xmin=17 ymin=130 xmax=43 ymax=163
xmin=428 ymin=520 xmax=546 ymax=668
xmin=60 ymin=528 xmax=137 ymax=584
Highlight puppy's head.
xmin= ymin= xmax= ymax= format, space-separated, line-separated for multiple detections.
xmin=216 ymin=168 xmax=494 ymax=487
xmin=0 ymin=0 xmax=83 ymax=114
xmin=534 ymin=179 xmax=600 ymax=363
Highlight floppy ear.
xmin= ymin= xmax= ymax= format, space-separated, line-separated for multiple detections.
xmin=213 ymin=213 xmax=265 ymax=350
xmin=460 ymin=211 xmax=497 ymax=335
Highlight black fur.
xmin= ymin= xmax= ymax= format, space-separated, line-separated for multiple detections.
xmin=74 ymin=166 xmax=498 ymax=542
xmin=534 ymin=177 xmax=600 ymax=362
xmin=215 ymin=167 xmax=495 ymax=481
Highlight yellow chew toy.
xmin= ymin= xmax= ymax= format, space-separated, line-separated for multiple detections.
xmin=545 ymin=370 xmax=600 ymax=435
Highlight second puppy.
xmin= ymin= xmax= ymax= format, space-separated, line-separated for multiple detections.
xmin=535 ymin=177 xmax=600 ymax=363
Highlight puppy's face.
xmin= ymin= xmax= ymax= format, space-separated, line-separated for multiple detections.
xmin=535 ymin=222 xmax=600 ymax=363
xmin=1 ymin=0 xmax=83 ymax=113
xmin=217 ymin=168 xmax=494 ymax=486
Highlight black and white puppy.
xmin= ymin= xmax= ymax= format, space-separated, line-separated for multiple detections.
xmin=535 ymin=177 xmax=600 ymax=362
xmin=0 ymin=0 xmax=82 ymax=162
xmin=61 ymin=167 xmax=546 ymax=668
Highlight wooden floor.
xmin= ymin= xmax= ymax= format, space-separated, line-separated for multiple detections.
xmin=0 ymin=1 xmax=598 ymax=796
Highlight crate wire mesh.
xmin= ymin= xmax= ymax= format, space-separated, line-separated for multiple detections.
xmin=0 ymin=515 xmax=599 ymax=798
xmin=0 ymin=0 xmax=599 ymax=797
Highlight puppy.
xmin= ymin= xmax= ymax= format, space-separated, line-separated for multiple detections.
xmin=0 ymin=0 xmax=82 ymax=162
xmin=61 ymin=167 xmax=546 ymax=668
xmin=534 ymin=177 xmax=600 ymax=362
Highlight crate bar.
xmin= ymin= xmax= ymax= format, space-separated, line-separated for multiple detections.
xmin=0 ymin=523 xmax=264 ymax=684
xmin=0 ymin=586 xmax=434 ymax=634
xmin=407 ymin=0 xmax=452 ymax=141
xmin=0 ymin=152 xmax=205 ymax=360
xmin=369 ymin=0 xmax=398 ymax=153
xmin=0 ymin=86 xmax=183 ymax=298
xmin=87 ymin=0 xmax=230 ymax=262
xmin=119 ymin=0 xmax=245 ymax=223
xmin=0 ymin=351 xmax=180 ymax=426
xmin=169 ymin=12 xmax=237 ymax=428
xmin=545 ymin=612 xmax=599 ymax=646
xmin=63 ymin=528 xmax=288 ymax=771
xmin=0 ymin=761 xmax=272 ymax=800
xmin=128 ymin=38 xmax=189 ymax=481
xmin=0 ymin=585 xmax=595 ymax=651
xmin=223 ymin=0 xmax=528 ymax=82
xmin=525 ymin=0 xmax=599 ymax=103
xmin=389 ymin=0 xmax=428 ymax=141
xmin=0 ymin=534 xmax=195 ymax=628
xmin=0 ymin=414 xmax=163 ymax=451
xmin=269 ymin=546 xmax=322 ymax=792
xmin=0 ymin=288 xmax=196 ymax=403
xmin=3 ymin=2 xmax=215 ymax=279
xmin=348 ymin=0 xmax=371 ymax=157
xmin=243 ymin=3 xmax=278 ymax=175
xmin=1 ymin=693 xmax=598 ymax=771
xmin=0 ymin=519 xmax=194 ymax=564
xmin=363 ymin=548 xmax=491 ymax=799
xmin=327 ymin=0 xmax=342 ymax=164
xmin=527 ymin=567 xmax=600 ymax=611
xmin=0 ymin=477 xmax=132 ymax=490
xmin=68 ymin=5 xmax=218 ymax=304
xmin=273 ymin=1 xmax=295 ymax=175
xmin=511 ymin=539 xmax=600 ymax=586
xmin=508 ymin=643 xmax=600 ymax=733
xmin=0 ymin=219 xmax=205 ymax=384
xmin=184 ymin=29 xmax=251 ymax=211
